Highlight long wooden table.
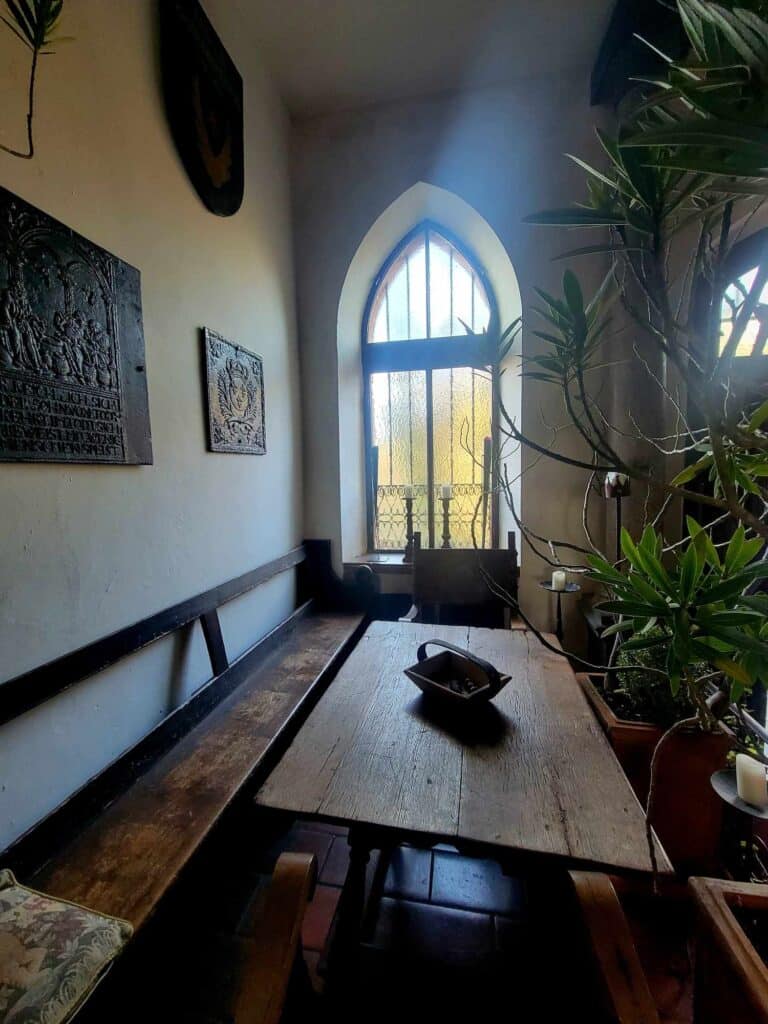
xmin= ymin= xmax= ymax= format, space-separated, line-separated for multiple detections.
xmin=256 ymin=620 xmax=671 ymax=877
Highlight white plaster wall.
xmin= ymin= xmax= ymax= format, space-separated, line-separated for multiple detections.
xmin=292 ymin=76 xmax=608 ymax=634
xmin=336 ymin=181 xmax=522 ymax=563
xmin=0 ymin=0 xmax=300 ymax=849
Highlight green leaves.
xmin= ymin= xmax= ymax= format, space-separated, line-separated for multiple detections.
xmin=523 ymin=270 xmax=613 ymax=389
xmin=2 ymin=0 xmax=64 ymax=51
xmin=522 ymin=208 xmax=627 ymax=228
xmin=589 ymin=520 xmax=768 ymax=704
xmin=1 ymin=1 xmax=67 ymax=159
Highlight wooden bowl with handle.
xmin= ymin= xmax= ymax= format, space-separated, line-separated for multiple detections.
xmin=404 ymin=639 xmax=511 ymax=706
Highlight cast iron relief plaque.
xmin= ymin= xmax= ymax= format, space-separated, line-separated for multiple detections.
xmin=0 ymin=187 xmax=152 ymax=464
xmin=203 ymin=329 xmax=265 ymax=454
xmin=160 ymin=0 xmax=244 ymax=217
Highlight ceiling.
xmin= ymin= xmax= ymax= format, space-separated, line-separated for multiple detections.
xmin=239 ymin=0 xmax=616 ymax=118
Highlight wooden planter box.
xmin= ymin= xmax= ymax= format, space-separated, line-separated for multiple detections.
xmin=578 ymin=675 xmax=732 ymax=875
xmin=691 ymin=877 xmax=768 ymax=1023
xmin=578 ymin=674 xmax=663 ymax=804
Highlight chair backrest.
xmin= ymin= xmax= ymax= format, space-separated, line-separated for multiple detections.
xmin=409 ymin=533 xmax=518 ymax=629
xmin=412 ymin=547 xmax=517 ymax=607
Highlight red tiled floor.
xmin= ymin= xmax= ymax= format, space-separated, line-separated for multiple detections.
xmin=431 ymin=850 xmax=526 ymax=915
xmin=302 ymin=950 xmax=324 ymax=995
xmin=302 ymin=884 xmax=342 ymax=952
xmin=320 ymin=835 xmax=351 ymax=887
xmin=383 ymin=846 xmax=432 ymax=901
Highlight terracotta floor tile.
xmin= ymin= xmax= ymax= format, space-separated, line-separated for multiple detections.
xmin=431 ymin=851 xmax=526 ymax=914
xmin=301 ymin=884 xmax=342 ymax=952
xmin=302 ymin=950 xmax=324 ymax=995
xmin=383 ymin=846 xmax=432 ymax=901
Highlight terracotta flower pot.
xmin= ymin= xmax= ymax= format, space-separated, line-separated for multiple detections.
xmin=578 ymin=674 xmax=663 ymax=803
xmin=578 ymin=675 xmax=732 ymax=875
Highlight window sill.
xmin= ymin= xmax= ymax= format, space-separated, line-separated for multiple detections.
xmin=345 ymin=553 xmax=412 ymax=575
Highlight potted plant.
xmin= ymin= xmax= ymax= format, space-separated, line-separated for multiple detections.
xmin=483 ymin=0 xmax=768 ymax=876
xmin=579 ymin=626 xmax=701 ymax=803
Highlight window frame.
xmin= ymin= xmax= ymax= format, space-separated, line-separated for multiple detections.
xmin=361 ymin=220 xmax=501 ymax=553
xmin=718 ymin=227 xmax=768 ymax=368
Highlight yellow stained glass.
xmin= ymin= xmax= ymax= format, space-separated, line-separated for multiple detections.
xmin=719 ymin=266 xmax=768 ymax=358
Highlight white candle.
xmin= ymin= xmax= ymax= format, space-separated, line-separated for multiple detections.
xmin=736 ymin=754 xmax=768 ymax=808
xmin=403 ymin=485 xmax=414 ymax=499
xmin=552 ymin=570 xmax=567 ymax=592
xmin=441 ymin=484 xmax=452 ymax=500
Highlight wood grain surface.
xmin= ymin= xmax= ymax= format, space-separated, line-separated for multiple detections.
xmin=30 ymin=611 xmax=364 ymax=929
xmin=256 ymin=621 xmax=671 ymax=876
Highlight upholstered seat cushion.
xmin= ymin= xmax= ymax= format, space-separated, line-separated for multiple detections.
xmin=0 ymin=869 xmax=132 ymax=1023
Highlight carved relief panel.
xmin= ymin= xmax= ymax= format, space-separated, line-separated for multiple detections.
xmin=202 ymin=328 xmax=265 ymax=455
xmin=0 ymin=187 xmax=152 ymax=464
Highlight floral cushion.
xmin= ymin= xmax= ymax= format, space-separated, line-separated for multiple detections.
xmin=0 ymin=870 xmax=132 ymax=1024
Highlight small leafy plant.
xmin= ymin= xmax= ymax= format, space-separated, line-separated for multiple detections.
xmin=1 ymin=0 xmax=67 ymax=160
xmin=589 ymin=522 xmax=768 ymax=728
xmin=611 ymin=627 xmax=699 ymax=727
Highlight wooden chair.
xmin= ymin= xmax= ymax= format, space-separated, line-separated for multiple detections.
xmin=400 ymin=532 xmax=519 ymax=627
xmin=691 ymin=877 xmax=768 ymax=1024
xmin=569 ymin=872 xmax=768 ymax=1023
xmin=568 ymin=872 xmax=664 ymax=1024
xmin=232 ymin=851 xmax=318 ymax=1024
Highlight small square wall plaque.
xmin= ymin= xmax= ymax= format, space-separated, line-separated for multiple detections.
xmin=202 ymin=328 xmax=265 ymax=454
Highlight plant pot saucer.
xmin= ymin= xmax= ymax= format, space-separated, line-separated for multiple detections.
xmin=711 ymin=768 xmax=768 ymax=820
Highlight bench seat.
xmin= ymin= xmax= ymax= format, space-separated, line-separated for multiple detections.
xmin=30 ymin=608 xmax=364 ymax=931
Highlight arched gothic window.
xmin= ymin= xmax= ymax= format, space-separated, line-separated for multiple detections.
xmin=362 ymin=223 xmax=499 ymax=551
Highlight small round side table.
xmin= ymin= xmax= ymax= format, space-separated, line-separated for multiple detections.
xmin=539 ymin=580 xmax=581 ymax=644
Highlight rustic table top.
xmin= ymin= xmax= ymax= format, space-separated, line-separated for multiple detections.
xmin=256 ymin=620 xmax=671 ymax=876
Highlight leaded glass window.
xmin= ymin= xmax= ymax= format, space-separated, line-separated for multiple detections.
xmin=363 ymin=224 xmax=499 ymax=551
xmin=720 ymin=265 xmax=768 ymax=358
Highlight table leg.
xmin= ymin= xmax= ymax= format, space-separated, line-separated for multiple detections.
xmin=324 ymin=826 xmax=371 ymax=1000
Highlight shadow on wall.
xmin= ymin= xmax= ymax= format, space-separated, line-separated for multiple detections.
xmin=336 ymin=181 xmax=523 ymax=564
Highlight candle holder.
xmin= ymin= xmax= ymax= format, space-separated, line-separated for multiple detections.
xmin=711 ymin=769 xmax=768 ymax=820
xmin=539 ymin=579 xmax=581 ymax=644
xmin=441 ymin=496 xmax=452 ymax=549
xmin=403 ymin=495 xmax=415 ymax=563
xmin=603 ymin=472 xmax=631 ymax=563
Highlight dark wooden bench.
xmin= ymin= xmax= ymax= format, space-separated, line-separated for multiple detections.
xmin=1 ymin=541 xmax=365 ymax=935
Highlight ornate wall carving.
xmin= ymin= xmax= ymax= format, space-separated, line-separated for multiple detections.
xmin=0 ymin=187 xmax=152 ymax=464
xmin=203 ymin=328 xmax=265 ymax=455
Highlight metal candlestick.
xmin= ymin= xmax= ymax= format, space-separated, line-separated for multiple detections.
xmin=403 ymin=496 xmax=415 ymax=563
xmin=441 ymin=497 xmax=452 ymax=549
xmin=539 ymin=580 xmax=581 ymax=644
xmin=604 ymin=472 xmax=631 ymax=563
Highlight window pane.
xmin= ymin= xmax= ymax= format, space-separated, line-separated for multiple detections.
xmin=720 ymin=266 xmax=768 ymax=357
xmin=452 ymin=259 xmax=474 ymax=336
xmin=367 ymin=227 xmax=492 ymax=343
xmin=432 ymin=366 xmax=493 ymax=548
xmin=428 ymin=233 xmax=452 ymax=338
xmin=370 ymin=370 xmax=428 ymax=549
xmin=387 ymin=255 xmax=410 ymax=341
xmin=407 ymin=244 xmax=427 ymax=339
